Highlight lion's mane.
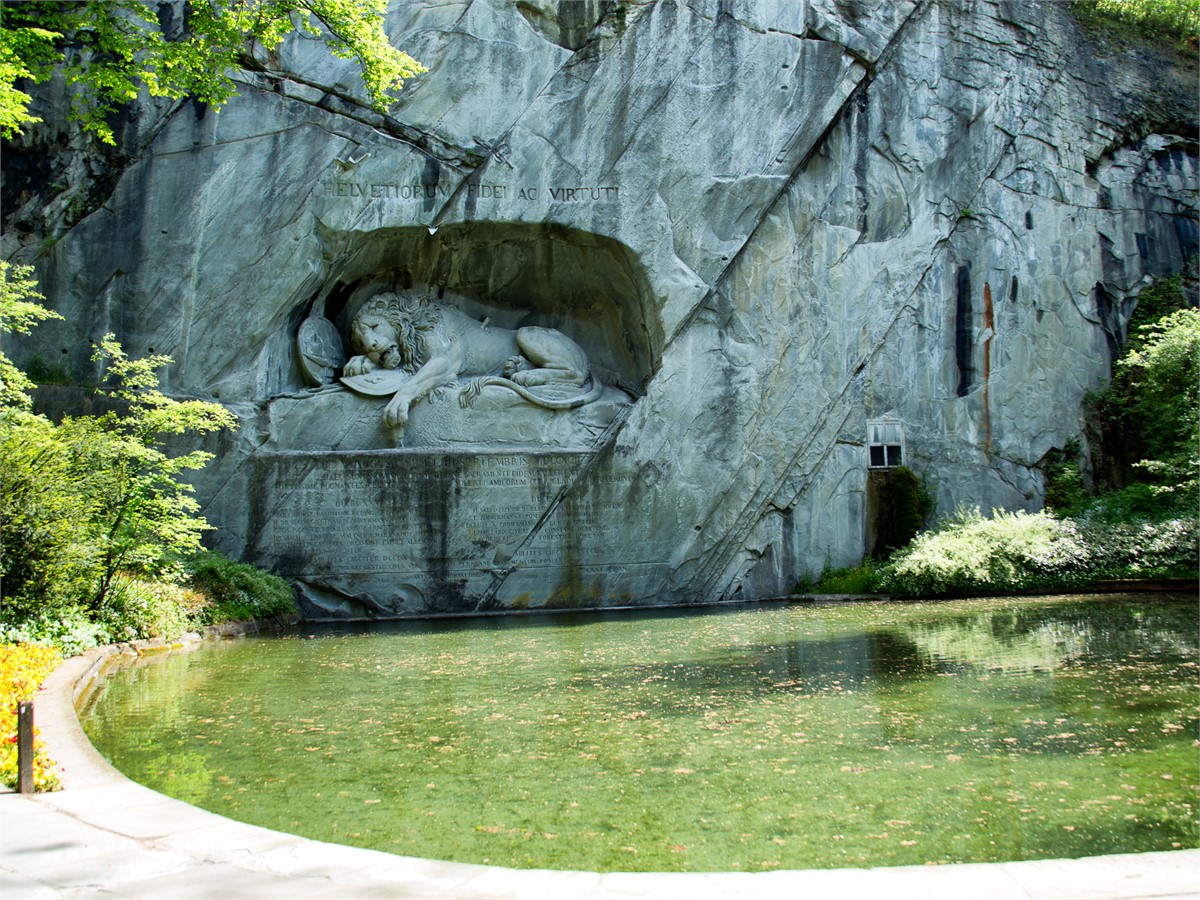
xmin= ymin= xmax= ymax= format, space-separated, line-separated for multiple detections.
xmin=350 ymin=292 xmax=440 ymax=373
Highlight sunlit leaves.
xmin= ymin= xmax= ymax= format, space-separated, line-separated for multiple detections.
xmin=1078 ymin=0 xmax=1200 ymax=47
xmin=1 ymin=267 xmax=236 ymax=620
xmin=0 ymin=12 xmax=59 ymax=137
xmin=877 ymin=509 xmax=1091 ymax=597
xmin=0 ymin=262 xmax=60 ymax=410
xmin=1 ymin=0 xmax=426 ymax=144
xmin=76 ymin=334 xmax=236 ymax=604
xmin=298 ymin=1 xmax=426 ymax=108
xmin=1118 ymin=308 xmax=1200 ymax=496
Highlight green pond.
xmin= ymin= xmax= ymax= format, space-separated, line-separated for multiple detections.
xmin=80 ymin=595 xmax=1199 ymax=872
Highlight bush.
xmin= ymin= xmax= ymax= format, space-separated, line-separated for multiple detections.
xmin=183 ymin=549 xmax=296 ymax=624
xmin=1072 ymin=0 xmax=1200 ymax=48
xmin=877 ymin=508 xmax=1091 ymax=597
xmin=1043 ymin=440 xmax=1088 ymax=516
xmin=1118 ymin=307 xmax=1199 ymax=501
xmin=1078 ymin=482 xmax=1186 ymax=522
xmin=1 ymin=262 xmax=237 ymax=640
xmin=0 ymin=643 xmax=62 ymax=791
xmin=869 ymin=467 xmax=927 ymax=557
xmin=796 ymin=558 xmax=882 ymax=595
xmin=0 ymin=552 xmax=296 ymax=652
xmin=98 ymin=575 xmax=200 ymax=642
xmin=1076 ymin=517 xmax=1199 ymax=580
xmin=875 ymin=506 xmax=1198 ymax=597
xmin=0 ymin=609 xmax=109 ymax=657
xmin=1 ymin=411 xmax=103 ymax=620
xmin=1087 ymin=299 xmax=1198 ymax=503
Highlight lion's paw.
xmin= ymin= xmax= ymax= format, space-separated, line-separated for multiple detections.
xmin=502 ymin=355 xmax=529 ymax=379
xmin=383 ymin=397 xmax=411 ymax=429
xmin=344 ymin=355 xmax=378 ymax=377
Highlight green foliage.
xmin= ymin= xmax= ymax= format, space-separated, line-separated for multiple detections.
xmin=1118 ymin=307 xmax=1199 ymax=499
xmin=1076 ymin=517 xmax=1199 ymax=580
xmin=100 ymin=574 xmax=198 ymax=642
xmin=0 ymin=411 xmax=101 ymax=618
xmin=75 ymin=335 xmax=238 ymax=606
xmin=0 ymin=12 xmax=58 ymax=137
xmin=796 ymin=558 xmax=882 ymax=595
xmin=1083 ymin=283 xmax=1197 ymax=509
xmin=1 ymin=264 xmax=97 ymax=615
xmin=1071 ymin=0 xmax=1200 ymax=48
xmin=1 ymin=270 xmax=294 ymax=652
xmin=0 ymin=556 xmax=296 ymax=653
xmin=183 ymin=548 xmax=296 ymax=624
xmin=876 ymin=507 xmax=1198 ymax=597
xmin=24 ymin=354 xmax=74 ymax=386
xmin=0 ymin=268 xmax=243 ymax=643
xmin=0 ymin=262 xmax=60 ymax=410
xmin=1 ymin=0 xmax=426 ymax=144
xmin=1043 ymin=441 xmax=1088 ymax=516
xmin=870 ymin=466 xmax=926 ymax=557
xmin=877 ymin=508 xmax=1093 ymax=597
xmin=1077 ymin=482 xmax=1172 ymax=522
xmin=1044 ymin=461 xmax=1087 ymax=516
xmin=1128 ymin=274 xmax=1190 ymax=332
xmin=0 ymin=608 xmax=109 ymax=657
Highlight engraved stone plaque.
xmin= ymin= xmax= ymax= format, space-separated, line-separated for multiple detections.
xmin=246 ymin=450 xmax=639 ymax=617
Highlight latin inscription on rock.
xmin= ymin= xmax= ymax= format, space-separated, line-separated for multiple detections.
xmin=249 ymin=451 xmax=639 ymax=615
xmin=320 ymin=179 xmax=620 ymax=204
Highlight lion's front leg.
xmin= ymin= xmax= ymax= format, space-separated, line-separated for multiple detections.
xmin=378 ymin=332 xmax=462 ymax=429
xmin=383 ymin=391 xmax=412 ymax=429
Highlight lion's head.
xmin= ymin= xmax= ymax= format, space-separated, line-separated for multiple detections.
xmin=349 ymin=292 xmax=439 ymax=373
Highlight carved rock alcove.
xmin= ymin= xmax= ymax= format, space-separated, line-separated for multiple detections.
xmin=267 ymin=222 xmax=658 ymax=452
xmin=244 ymin=223 xmax=658 ymax=617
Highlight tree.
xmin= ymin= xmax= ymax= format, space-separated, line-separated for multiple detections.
xmin=1118 ymin=307 xmax=1200 ymax=499
xmin=0 ymin=0 xmax=426 ymax=144
xmin=1072 ymin=0 xmax=1200 ymax=49
xmin=0 ymin=260 xmax=59 ymax=409
xmin=0 ymin=404 xmax=99 ymax=618
xmin=0 ymin=262 xmax=235 ymax=621
xmin=81 ymin=335 xmax=238 ymax=605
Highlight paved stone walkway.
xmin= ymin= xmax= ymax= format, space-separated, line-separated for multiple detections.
xmin=2 ymin=649 xmax=1197 ymax=899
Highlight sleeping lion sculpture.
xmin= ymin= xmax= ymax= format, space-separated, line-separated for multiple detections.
xmin=341 ymin=292 xmax=603 ymax=431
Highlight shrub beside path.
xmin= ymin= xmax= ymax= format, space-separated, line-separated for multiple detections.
xmin=2 ymin=646 xmax=1197 ymax=900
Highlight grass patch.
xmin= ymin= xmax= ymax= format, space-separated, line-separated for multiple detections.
xmin=796 ymin=558 xmax=882 ymax=595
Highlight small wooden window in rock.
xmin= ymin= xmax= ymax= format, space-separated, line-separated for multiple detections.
xmin=867 ymin=417 xmax=905 ymax=469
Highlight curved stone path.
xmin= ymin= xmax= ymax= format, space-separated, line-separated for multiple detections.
xmin=2 ymin=648 xmax=1197 ymax=899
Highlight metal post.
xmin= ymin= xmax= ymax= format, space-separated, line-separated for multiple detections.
xmin=17 ymin=700 xmax=34 ymax=794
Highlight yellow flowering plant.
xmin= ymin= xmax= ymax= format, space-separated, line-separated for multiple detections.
xmin=0 ymin=643 xmax=62 ymax=791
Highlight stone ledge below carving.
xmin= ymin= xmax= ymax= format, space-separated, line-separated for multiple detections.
xmin=263 ymin=382 xmax=631 ymax=451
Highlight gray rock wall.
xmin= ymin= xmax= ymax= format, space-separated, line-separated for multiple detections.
xmin=3 ymin=0 xmax=1196 ymax=616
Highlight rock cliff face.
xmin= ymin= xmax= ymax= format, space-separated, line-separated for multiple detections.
xmin=4 ymin=0 xmax=1196 ymax=616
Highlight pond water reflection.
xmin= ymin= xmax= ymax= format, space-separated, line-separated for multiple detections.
xmin=80 ymin=595 xmax=1199 ymax=872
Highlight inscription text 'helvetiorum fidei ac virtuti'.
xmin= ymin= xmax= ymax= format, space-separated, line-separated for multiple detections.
xmin=322 ymin=180 xmax=619 ymax=204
